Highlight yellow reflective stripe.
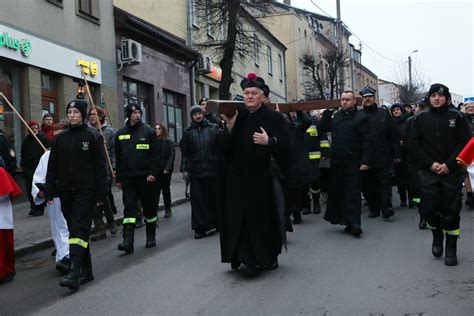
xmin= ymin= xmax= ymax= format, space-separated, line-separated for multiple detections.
xmin=69 ymin=238 xmax=88 ymax=249
xmin=412 ymin=198 xmax=421 ymax=203
xmin=118 ymin=134 xmax=131 ymax=140
xmin=145 ymin=216 xmax=158 ymax=223
xmin=123 ymin=218 xmax=136 ymax=225
xmin=426 ymin=224 xmax=437 ymax=230
xmin=443 ymin=229 xmax=460 ymax=236
xmin=320 ymin=140 xmax=330 ymax=148
xmin=309 ymin=151 xmax=321 ymax=159
xmin=306 ymin=125 xmax=318 ymax=136
xmin=136 ymin=144 xmax=150 ymax=150
xmin=309 ymin=188 xmax=320 ymax=194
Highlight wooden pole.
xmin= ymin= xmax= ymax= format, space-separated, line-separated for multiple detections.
xmin=100 ymin=93 xmax=114 ymax=128
xmin=80 ymin=71 xmax=114 ymax=174
xmin=0 ymin=92 xmax=47 ymax=152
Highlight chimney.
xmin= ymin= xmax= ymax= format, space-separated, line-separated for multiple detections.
xmin=283 ymin=0 xmax=291 ymax=5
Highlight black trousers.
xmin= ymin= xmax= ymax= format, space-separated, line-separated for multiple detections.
xmin=190 ymin=177 xmax=217 ymax=232
xmin=361 ymin=167 xmax=393 ymax=213
xmin=156 ymin=173 xmax=172 ymax=208
xmin=324 ymin=164 xmax=362 ymax=226
xmin=419 ymin=170 xmax=463 ymax=231
xmin=24 ymin=175 xmax=44 ymax=211
xmin=122 ymin=177 xmax=158 ymax=223
xmin=59 ymin=190 xmax=95 ymax=260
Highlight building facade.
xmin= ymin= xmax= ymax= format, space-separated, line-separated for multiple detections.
xmin=0 ymin=0 xmax=117 ymax=168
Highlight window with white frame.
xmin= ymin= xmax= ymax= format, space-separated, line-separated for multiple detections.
xmin=267 ymin=46 xmax=273 ymax=75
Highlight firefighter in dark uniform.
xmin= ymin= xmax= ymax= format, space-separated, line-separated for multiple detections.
xmin=45 ymin=99 xmax=107 ymax=291
xmin=410 ymin=83 xmax=470 ymax=266
xmin=302 ymin=113 xmax=329 ymax=215
xmin=360 ymin=86 xmax=400 ymax=219
xmin=115 ymin=103 xmax=160 ymax=253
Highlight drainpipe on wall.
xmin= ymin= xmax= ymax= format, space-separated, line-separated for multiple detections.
xmin=187 ymin=0 xmax=196 ymax=106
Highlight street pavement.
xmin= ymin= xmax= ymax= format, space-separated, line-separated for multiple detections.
xmin=12 ymin=173 xmax=188 ymax=258
xmin=1 ymin=194 xmax=473 ymax=315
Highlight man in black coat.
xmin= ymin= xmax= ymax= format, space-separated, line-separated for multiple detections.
xmin=0 ymin=129 xmax=16 ymax=175
xmin=219 ymin=73 xmax=290 ymax=275
xmin=360 ymin=86 xmax=400 ymax=219
xmin=410 ymin=83 xmax=470 ymax=266
xmin=20 ymin=120 xmax=51 ymax=216
xmin=323 ymin=91 xmax=373 ymax=237
xmin=180 ymin=105 xmax=221 ymax=239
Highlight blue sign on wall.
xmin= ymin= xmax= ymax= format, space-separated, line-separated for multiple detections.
xmin=465 ymin=96 xmax=474 ymax=103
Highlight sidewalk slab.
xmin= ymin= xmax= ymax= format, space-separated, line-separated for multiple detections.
xmin=12 ymin=174 xmax=188 ymax=258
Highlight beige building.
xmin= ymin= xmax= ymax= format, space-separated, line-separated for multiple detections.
xmin=256 ymin=2 xmax=353 ymax=101
xmin=190 ymin=5 xmax=287 ymax=103
xmin=378 ymin=79 xmax=401 ymax=106
xmin=351 ymin=45 xmax=379 ymax=99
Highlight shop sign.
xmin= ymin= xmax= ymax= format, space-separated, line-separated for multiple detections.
xmin=77 ymin=58 xmax=99 ymax=78
xmin=0 ymin=32 xmax=32 ymax=57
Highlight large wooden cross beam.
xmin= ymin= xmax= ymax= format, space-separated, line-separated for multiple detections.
xmin=206 ymin=98 xmax=362 ymax=116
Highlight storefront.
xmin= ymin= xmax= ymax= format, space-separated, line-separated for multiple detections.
xmin=0 ymin=23 xmax=103 ymax=167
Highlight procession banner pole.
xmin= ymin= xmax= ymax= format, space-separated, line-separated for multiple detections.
xmin=80 ymin=71 xmax=114 ymax=174
xmin=0 ymin=92 xmax=47 ymax=152
xmin=100 ymin=93 xmax=114 ymax=128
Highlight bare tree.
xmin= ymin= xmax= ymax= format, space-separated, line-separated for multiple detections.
xmin=395 ymin=60 xmax=427 ymax=104
xmin=300 ymin=47 xmax=349 ymax=100
xmin=192 ymin=0 xmax=274 ymax=100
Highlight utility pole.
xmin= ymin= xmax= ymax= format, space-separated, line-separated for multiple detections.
xmin=408 ymin=55 xmax=412 ymax=88
xmin=336 ymin=0 xmax=343 ymax=98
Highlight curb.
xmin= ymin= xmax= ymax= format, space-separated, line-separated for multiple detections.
xmin=14 ymin=196 xmax=189 ymax=259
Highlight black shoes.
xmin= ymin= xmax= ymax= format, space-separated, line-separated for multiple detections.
xmin=29 ymin=209 xmax=44 ymax=216
xmin=444 ymin=234 xmax=458 ymax=266
xmin=382 ymin=208 xmax=394 ymax=219
xmin=301 ymin=207 xmax=311 ymax=215
xmin=292 ymin=210 xmax=302 ymax=225
xmin=59 ymin=259 xmax=81 ymax=291
xmin=145 ymin=223 xmax=157 ymax=248
xmin=418 ymin=215 xmax=428 ymax=230
xmin=164 ymin=207 xmax=172 ymax=218
xmin=194 ymin=231 xmax=207 ymax=239
xmin=55 ymin=257 xmax=71 ymax=275
xmin=368 ymin=211 xmax=380 ymax=218
xmin=431 ymin=228 xmax=444 ymax=258
xmin=108 ymin=221 xmax=118 ymax=235
xmin=238 ymin=263 xmax=259 ymax=276
xmin=351 ymin=225 xmax=363 ymax=237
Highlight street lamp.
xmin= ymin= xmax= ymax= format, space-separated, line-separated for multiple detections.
xmin=408 ymin=49 xmax=418 ymax=88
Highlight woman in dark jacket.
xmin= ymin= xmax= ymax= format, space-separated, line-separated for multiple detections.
xmin=154 ymin=123 xmax=176 ymax=218
xmin=20 ymin=120 xmax=51 ymax=216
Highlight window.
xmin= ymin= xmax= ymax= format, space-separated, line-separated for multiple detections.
xmin=278 ymin=54 xmax=283 ymax=81
xmin=123 ymin=78 xmax=150 ymax=124
xmin=41 ymin=72 xmax=59 ymax=122
xmin=254 ymin=34 xmax=259 ymax=66
xmin=163 ymin=91 xmax=185 ymax=143
xmin=206 ymin=0 xmax=214 ymax=38
xmin=46 ymin=0 xmax=63 ymax=7
xmin=77 ymin=0 xmax=100 ymax=22
xmin=267 ymin=46 xmax=273 ymax=75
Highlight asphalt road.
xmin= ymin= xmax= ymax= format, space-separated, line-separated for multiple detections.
xmin=1 ymin=201 xmax=473 ymax=315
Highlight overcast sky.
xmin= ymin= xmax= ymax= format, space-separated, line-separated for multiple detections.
xmin=282 ymin=0 xmax=473 ymax=97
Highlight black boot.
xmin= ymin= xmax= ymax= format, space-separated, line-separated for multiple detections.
xmin=118 ymin=225 xmax=134 ymax=253
xmin=466 ymin=192 xmax=474 ymax=210
xmin=444 ymin=233 xmax=458 ymax=266
xmin=164 ymin=207 xmax=172 ymax=218
xmin=312 ymin=193 xmax=321 ymax=214
xmin=292 ymin=209 xmax=302 ymax=224
xmin=431 ymin=228 xmax=444 ymax=258
xmin=79 ymin=250 xmax=94 ymax=285
xmin=59 ymin=256 xmax=81 ymax=291
xmin=91 ymin=216 xmax=107 ymax=241
xmin=55 ymin=256 xmax=71 ymax=275
xmin=418 ymin=214 xmax=427 ymax=230
xmin=145 ymin=222 xmax=157 ymax=248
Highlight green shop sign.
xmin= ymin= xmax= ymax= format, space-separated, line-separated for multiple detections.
xmin=0 ymin=32 xmax=32 ymax=57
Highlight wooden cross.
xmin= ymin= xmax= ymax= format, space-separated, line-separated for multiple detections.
xmin=206 ymin=98 xmax=362 ymax=116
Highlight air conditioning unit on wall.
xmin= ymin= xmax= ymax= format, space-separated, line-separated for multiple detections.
xmin=196 ymin=55 xmax=212 ymax=73
xmin=121 ymin=39 xmax=142 ymax=64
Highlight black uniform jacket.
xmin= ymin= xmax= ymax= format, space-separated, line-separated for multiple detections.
xmin=45 ymin=123 xmax=107 ymax=200
xmin=410 ymin=104 xmax=470 ymax=172
xmin=179 ymin=119 xmax=221 ymax=178
xmin=115 ymin=120 xmax=160 ymax=182
xmin=219 ymin=104 xmax=290 ymax=265
xmin=363 ymin=104 xmax=400 ymax=168
xmin=157 ymin=138 xmax=176 ymax=173
xmin=326 ymin=107 xmax=373 ymax=167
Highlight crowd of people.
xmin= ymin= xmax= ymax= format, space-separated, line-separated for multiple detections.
xmin=0 ymin=73 xmax=472 ymax=289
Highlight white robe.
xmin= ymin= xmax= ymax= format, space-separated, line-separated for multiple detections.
xmin=32 ymin=151 xmax=69 ymax=262
xmin=0 ymin=193 xmax=13 ymax=230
